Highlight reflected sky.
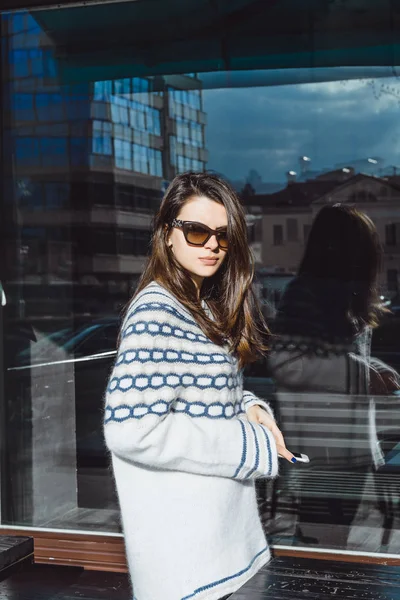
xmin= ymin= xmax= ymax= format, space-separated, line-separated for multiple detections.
xmin=204 ymin=76 xmax=400 ymax=183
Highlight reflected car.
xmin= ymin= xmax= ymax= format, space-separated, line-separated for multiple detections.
xmin=8 ymin=317 xmax=120 ymax=471
xmin=14 ymin=317 xmax=119 ymax=367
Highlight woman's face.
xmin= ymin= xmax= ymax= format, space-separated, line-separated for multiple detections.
xmin=167 ymin=195 xmax=228 ymax=292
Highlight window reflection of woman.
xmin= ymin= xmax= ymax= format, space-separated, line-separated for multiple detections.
xmin=270 ymin=204 xmax=399 ymax=395
xmin=268 ymin=203 xmax=400 ymax=547
xmin=104 ymin=172 xmax=295 ymax=600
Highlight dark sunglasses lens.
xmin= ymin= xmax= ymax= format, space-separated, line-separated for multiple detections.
xmin=185 ymin=224 xmax=209 ymax=245
xmin=217 ymin=233 xmax=228 ymax=249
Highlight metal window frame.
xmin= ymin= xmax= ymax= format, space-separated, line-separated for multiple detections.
xmin=1 ymin=0 xmax=140 ymax=13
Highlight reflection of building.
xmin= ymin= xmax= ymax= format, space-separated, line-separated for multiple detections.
xmin=242 ymin=173 xmax=347 ymax=271
xmin=3 ymin=12 xmax=208 ymax=319
xmin=255 ymin=171 xmax=400 ymax=296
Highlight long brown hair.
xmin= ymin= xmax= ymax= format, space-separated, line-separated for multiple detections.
xmin=122 ymin=171 xmax=269 ymax=368
xmin=298 ymin=204 xmax=385 ymax=328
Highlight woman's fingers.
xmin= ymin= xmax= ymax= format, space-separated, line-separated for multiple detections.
xmin=259 ymin=420 xmax=294 ymax=462
xmin=276 ymin=444 xmax=296 ymax=463
xmin=270 ymin=423 xmax=286 ymax=449
xmin=264 ymin=424 xmax=295 ymax=462
xmin=258 ymin=415 xmax=287 ymax=449
xmin=247 ymin=408 xmax=295 ymax=462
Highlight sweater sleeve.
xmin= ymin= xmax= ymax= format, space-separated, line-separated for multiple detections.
xmin=243 ymin=391 xmax=275 ymax=420
xmin=104 ymin=294 xmax=278 ymax=480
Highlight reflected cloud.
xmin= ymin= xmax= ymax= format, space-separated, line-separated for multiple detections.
xmin=204 ymin=78 xmax=400 ymax=182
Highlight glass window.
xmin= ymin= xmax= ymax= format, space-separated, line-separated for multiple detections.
xmin=12 ymin=49 xmax=29 ymax=77
xmin=40 ymin=136 xmax=67 ymax=166
xmin=71 ymin=137 xmax=88 ymax=167
xmin=91 ymin=101 xmax=108 ymax=120
xmin=133 ymin=143 xmax=140 ymax=173
xmin=93 ymin=227 xmax=116 ymax=254
xmin=66 ymin=93 xmax=89 ymax=120
xmin=137 ymin=110 xmax=145 ymax=131
xmin=385 ymin=223 xmax=398 ymax=246
xmin=11 ymin=12 xmax=25 ymax=33
xmin=286 ymin=218 xmax=299 ymax=242
xmin=119 ymin=105 xmax=128 ymax=125
xmin=92 ymin=120 xmax=112 ymax=156
xmin=123 ymin=78 xmax=130 ymax=95
xmin=140 ymin=144 xmax=148 ymax=174
xmin=93 ymin=81 xmax=104 ymax=100
xmin=114 ymin=138 xmax=132 ymax=170
xmin=2 ymin=2 xmax=400 ymax=566
xmin=114 ymin=138 xmax=123 ymax=169
xmin=93 ymin=80 xmax=112 ymax=101
xmin=155 ymin=150 xmax=163 ymax=177
xmin=387 ymin=269 xmax=398 ymax=292
xmin=273 ymin=224 xmax=283 ymax=246
xmin=132 ymin=77 xmax=140 ymax=93
xmin=15 ymin=136 xmax=39 ymax=166
xmin=113 ymin=79 xmax=124 ymax=95
xmin=169 ymin=135 xmax=177 ymax=167
xmin=110 ymin=101 xmax=120 ymax=123
xmin=13 ymin=92 xmax=34 ymax=120
xmin=123 ymin=140 xmax=132 ymax=170
xmin=44 ymin=183 xmax=70 ymax=210
xmin=154 ymin=109 xmax=161 ymax=136
xmin=42 ymin=49 xmax=57 ymax=79
xmin=29 ymin=48 xmax=43 ymax=76
xmin=118 ymin=230 xmax=134 ymax=254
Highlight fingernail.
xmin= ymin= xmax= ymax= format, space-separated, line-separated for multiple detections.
xmin=291 ymin=457 xmax=297 ymax=463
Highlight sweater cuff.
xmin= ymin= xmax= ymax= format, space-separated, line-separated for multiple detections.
xmin=243 ymin=392 xmax=275 ymax=420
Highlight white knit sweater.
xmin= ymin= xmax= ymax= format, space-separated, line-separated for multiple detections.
xmin=104 ymin=281 xmax=278 ymax=600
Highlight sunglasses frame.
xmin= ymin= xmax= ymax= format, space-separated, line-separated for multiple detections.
xmin=170 ymin=219 xmax=228 ymax=249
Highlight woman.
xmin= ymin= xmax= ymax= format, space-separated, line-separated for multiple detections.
xmin=104 ymin=172 xmax=295 ymax=600
xmin=268 ymin=204 xmax=399 ymax=545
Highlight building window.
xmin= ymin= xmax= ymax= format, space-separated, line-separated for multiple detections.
xmin=40 ymin=137 xmax=67 ymax=167
xmin=93 ymin=227 xmax=116 ymax=254
xmin=118 ymin=230 xmax=134 ymax=254
xmin=273 ymin=224 xmax=283 ymax=246
xmin=386 ymin=223 xmax=397 ymax=246
xmin=71 ymin=137 xmax=89 ymax=167
xmin=114 ymin=139 xmax=132 ymax=170
xmin=176 ymin=117 xmax=203 ymax=148
xmin=92 ymin=120 xmax=112 ymax=156
xmin=248 ymin=225 xmax=256 ymax=243
xmin=286 ymin=218 xmax=298 ymax=242
xmin=15 ymin=136 xmax=40 ymax=166
xmin=93 ymin=80 xmax=112 ymax=100
xmin=387 ymin=269 xmax=399 ymax=292
xmin=116 ymin=229 xmax=151 ymax=255
xmin=13 ymin=92 xmax=35 ymax=121
xmin=44 ymin=183 xmax=69 ymax=210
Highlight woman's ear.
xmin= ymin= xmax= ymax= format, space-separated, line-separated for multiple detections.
xmin=164 ymin=224 xmax=173 ymax=248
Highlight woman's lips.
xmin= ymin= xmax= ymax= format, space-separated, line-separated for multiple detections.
xmin=199 ymin=258 xmax=219 ymax=265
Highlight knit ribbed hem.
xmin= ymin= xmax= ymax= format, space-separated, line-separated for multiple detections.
xmin=198 ymin=545 xmax=271 ymax=600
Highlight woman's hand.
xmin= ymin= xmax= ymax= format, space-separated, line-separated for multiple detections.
xmin=246 ymin=405 xmax=296 ymax=463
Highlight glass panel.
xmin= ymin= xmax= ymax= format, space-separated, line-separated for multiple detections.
xmin=0 ymin=0 xmax=399 ymax=561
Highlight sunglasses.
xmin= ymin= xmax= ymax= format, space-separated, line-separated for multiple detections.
xmin=170 ymin=219 xmax=228 ymax=250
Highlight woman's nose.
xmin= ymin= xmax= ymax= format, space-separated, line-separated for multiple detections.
xmin=204 ymin=235 xmax=219 ymax=251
